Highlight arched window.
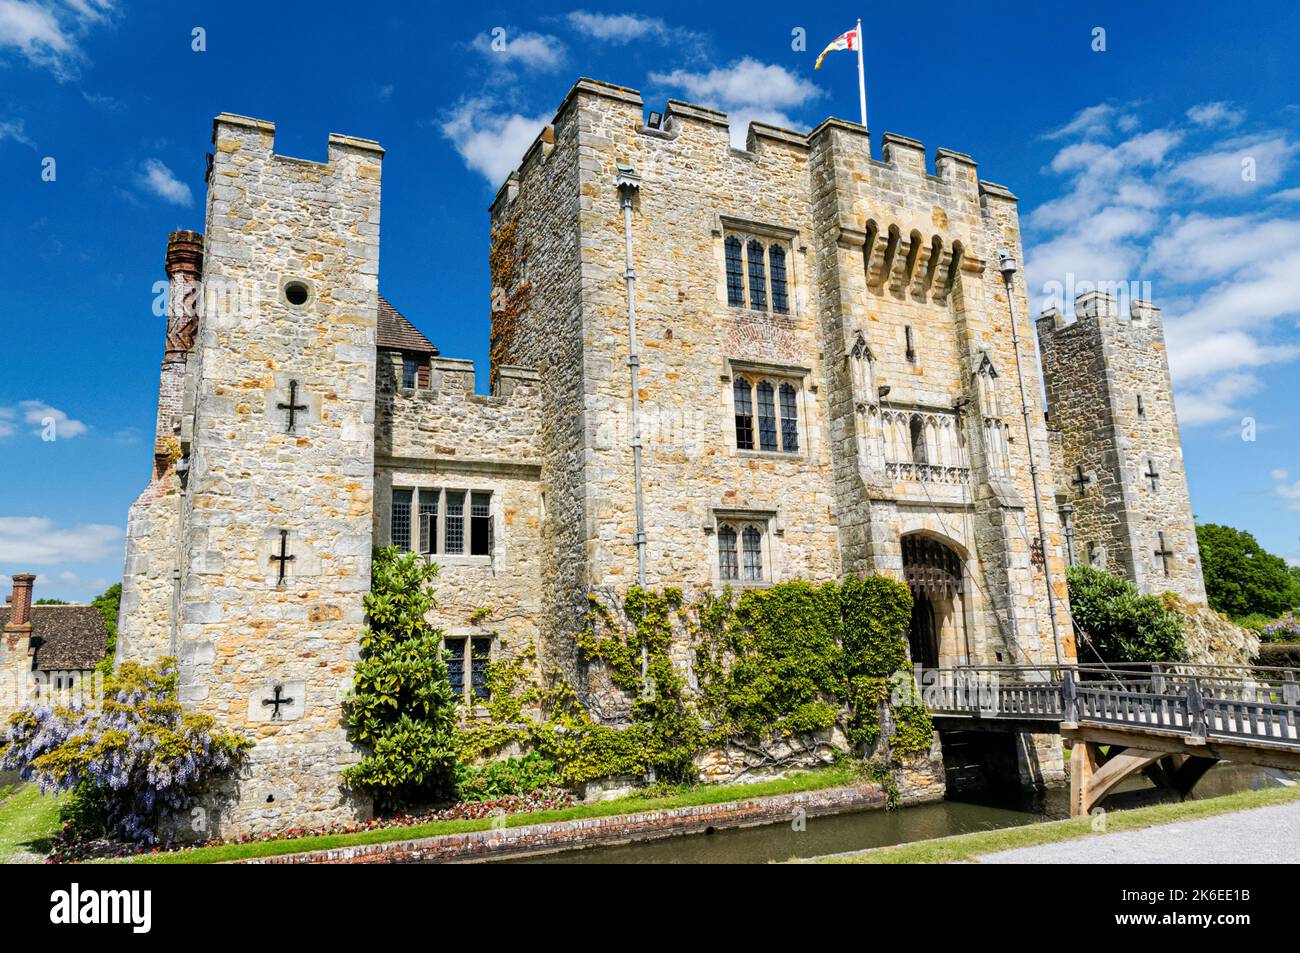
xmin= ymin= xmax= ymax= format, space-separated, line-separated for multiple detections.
xmin=718 ymin=524 xmax=739 ymax=581
xmin=779 ymin=382 xmax=799 ymax=452
xmin=910 ymin=415 xmax=928 ymax=466
xmin=742 ymin=525 xmax=763 ymax=581
xmin=734 ymin=377 xmax=754 ymax=450
xmin=756 ymin=380 xmax=778 ymax=451
xmin=725 ymin=237 xmax=744 ymax=307
xmin=769 ymin=244 xmax=789 ymax=314
xmin=747 ymin=239 xmax=767 ymax=310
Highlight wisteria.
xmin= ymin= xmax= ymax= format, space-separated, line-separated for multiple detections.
xmin=1262 ymin=612 xmax=1300 ymax=643
xmin=0 ymin=659 xmax=250 ymax=847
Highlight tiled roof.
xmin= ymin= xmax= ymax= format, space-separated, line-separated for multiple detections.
xmin=0 ymin=605 xmax=109 ymax=671
xmin=377 ymin=294 xmax=438 ymax=355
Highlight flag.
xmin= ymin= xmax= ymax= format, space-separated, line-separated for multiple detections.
xmin=814 ymin=26 xmax=860 ymax=70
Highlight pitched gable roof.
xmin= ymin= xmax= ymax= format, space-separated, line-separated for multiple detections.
xmin=377 ymin=294 xmax=438 ymax=355
xmin=0 ymin=605 xmax=108 ymax=671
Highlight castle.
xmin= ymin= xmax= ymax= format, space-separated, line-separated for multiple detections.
xmin=110 ymin=78 xmax=1206 ymax=835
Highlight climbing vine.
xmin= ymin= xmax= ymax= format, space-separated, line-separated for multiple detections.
xmin=453 ymin=575 xmax=933 ymax=789
xmin=487 ymin=220 xmax=532 ymax=390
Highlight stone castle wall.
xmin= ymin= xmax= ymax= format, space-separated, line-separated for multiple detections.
xmin=1038 ymin=293 xmax=1206 ymax=605
xmin=375 ymin=357 xmax=544 ymax=679
xmin=174 ymin=114 xmax=383 ymax=835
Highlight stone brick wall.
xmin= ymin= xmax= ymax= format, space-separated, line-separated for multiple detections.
xmin=1037 ymin=293 xmax=1206 ymax=605
xmin=491 ymin=78 xmax=1070 ymax=690
xmin=174 ymin=114 xmax=383 ymax=835
xmin=375 ymin=357 xmax=543 ymax=683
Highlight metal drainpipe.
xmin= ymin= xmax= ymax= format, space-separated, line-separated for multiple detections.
xmin=615 ymin=165 xmax=648 ymax=680
xmin=998 ymin=253 xmax=1064 ymax=665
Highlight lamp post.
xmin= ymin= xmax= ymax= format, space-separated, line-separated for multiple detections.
xmin=998 ymin=253 xmax=1063 ymax=665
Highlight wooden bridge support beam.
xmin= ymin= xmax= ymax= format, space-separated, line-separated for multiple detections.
xmin=1069 ymin=741 xmax=1219 ymax=817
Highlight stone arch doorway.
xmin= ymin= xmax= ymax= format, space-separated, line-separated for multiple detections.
xmin=901 ymin=533 xmax=966 ymax=669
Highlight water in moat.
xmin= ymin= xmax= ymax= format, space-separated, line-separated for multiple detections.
xmin=500 ymin=763 xmax=1294 ymax=864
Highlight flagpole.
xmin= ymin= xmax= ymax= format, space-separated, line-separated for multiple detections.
xmin=856 ymin=17 xmax=867 ymax=130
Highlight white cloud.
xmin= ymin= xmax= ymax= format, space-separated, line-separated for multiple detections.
xmin=648 ymin=58 xmax=822 ymax=147
xmin=0 ymin=117 xmax=33 ymax=146
xmin=1274 ymin=472 xmax=1300 ymax=511
xmin=1043 ymin=102 xmax=1140 ymax=141
xmin=1270 ymin=186 xmax=1300 ymax=203
xmin=566 ymin=11 xmax=667 ymax=43
xmin=0 ymin=0 xmax=116 ymax=79
xmin=1186 ymin=101 xmax=1245 ymax=128
xmin=470 ymin=28 xmax=564 ymax=71
xmin=1170 ymin=135 xmax=1298 ymax=197
xmin=1166 ymin=329 xmax=1300 ymax=381
xmin=1027 ymin=102 xmax=1300 ymax=425
xmin=0 ymin=517 xmax=122 ymax=565
xmin=440 ymin=98 xmax=550 ymax=186
xmin=1174 ymin=372 xmax=1261 ymax=425
xmin=136 ymin=158 xmax=193 ymax=206
xmin=0 ymin=400 xmax=88 ymax=439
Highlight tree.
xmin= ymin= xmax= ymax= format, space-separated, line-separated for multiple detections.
xmin=1066 ymin=565 xmax=1185 ymax=663
xmin=343 ymin=548 xmax=459 ymax=809
xmin=91 ymin=582 xmax=121 ymax=676
xmin=1196 ymin=523 xmax=1300 ymax=621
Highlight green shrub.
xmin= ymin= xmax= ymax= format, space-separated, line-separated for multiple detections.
xmin=454 ymin=753 xmax=562 ymax=801
xmin=1066 ymin=565 xmax=1185 ymax=663
xmin=343 ymin=548 xmax=459 ymax=809
xmin=1197 ymin=523 xmax=1300 ymax=620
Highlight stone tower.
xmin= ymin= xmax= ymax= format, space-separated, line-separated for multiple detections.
xmin=1037 ymin=292 xmax=1206 ymax=604
xmin=172 ymin=114 xmax=383 ymax=834
xmin=488 ymin=79 xmax=1072 ymax=685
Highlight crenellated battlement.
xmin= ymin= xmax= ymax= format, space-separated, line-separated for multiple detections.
xmin=1037 ymin=292 xmax=1166 ymax=337
xmin=211 ymin=113 xmax=384 ymax=167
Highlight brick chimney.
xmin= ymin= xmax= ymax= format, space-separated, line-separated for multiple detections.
xmin=155 ymin=230 xmax=204 ymax=479
xmin=3 ymin=573 xmax=35 ymax=651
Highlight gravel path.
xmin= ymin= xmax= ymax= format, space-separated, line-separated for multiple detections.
xmin=976 ymin=801 xmax=1300 ymax=864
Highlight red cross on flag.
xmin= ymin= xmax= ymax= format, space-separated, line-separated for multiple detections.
xmin=814 ymin=26 xmax=860 ymax=70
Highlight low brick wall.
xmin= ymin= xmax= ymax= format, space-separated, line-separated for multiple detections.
xmin=239 ymin=780 xmax=936 ymax=864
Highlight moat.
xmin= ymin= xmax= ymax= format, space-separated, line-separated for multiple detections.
xmin=498 ymin=763 xmax=1294 ymax=864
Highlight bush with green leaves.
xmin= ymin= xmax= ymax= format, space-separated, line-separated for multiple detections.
xmin=1066 ymin=565 xmax=1185 ymax=663
xmin=0 ymin=659 xmax=250 ymax=844
xmin=454 ymin=752 xmax=563 ymax=801
xmin=343 ymin=547 xmax=459 ymax=809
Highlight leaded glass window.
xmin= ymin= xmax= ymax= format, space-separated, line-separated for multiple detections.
xmin=418 ymin=492 xmax=438 ymax=554
xmin=445 ymin=491 xmax=465 ymax=555
xmin=445 ymin=636 xmax=466 ymax=697
xmin=718 ymin=524 xmax=739 ymax=580
xmin=747 ymin=240 xmax=767 ymax=310
xmin=769 ymin=244 xmax=789 ymax=314
xmin=734 ymin=377 xmax=754 ymax=450
xmin=471 ymin=638 xmax=492 ymax=699
xmin=756 ymin=380 xmax=777 ymax=452
xmin=391 ymin=488 xmax=412 ymax=550
xmin=779 ymin=383 xmax=799 ymax=452
xmin=742 ymin=525 xmax=763 ymax=581
xmin=725 ymin=237 xmax=744 ymax=306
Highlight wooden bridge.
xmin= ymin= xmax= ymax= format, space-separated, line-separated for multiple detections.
xmin=922 ymin=663 xmax=1300 ymax=816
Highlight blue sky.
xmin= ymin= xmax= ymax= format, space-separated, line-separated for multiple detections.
xmin=1 ymin=1 xmax=1298 ymax=601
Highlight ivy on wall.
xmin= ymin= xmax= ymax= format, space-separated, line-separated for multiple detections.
xmin=487 ymin=220 xmax=532 ymax=390
xmin=456 ymin=576 xmax=933 ymax=788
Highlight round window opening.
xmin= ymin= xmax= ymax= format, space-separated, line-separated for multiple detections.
xmin=284 ymin=281 xmax=310 ymax=306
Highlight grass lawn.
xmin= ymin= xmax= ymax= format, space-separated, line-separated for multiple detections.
xmin=809 ymin=785 xmax=1300 ymax=864
xmin=126 ymin=761 xmax=861 ymax=864
xmin=0 ymin=784 xmax=65 ymax=863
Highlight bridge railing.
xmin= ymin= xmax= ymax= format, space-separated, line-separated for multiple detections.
xmin=926 ymin=663 xmax=1300 ymax=746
